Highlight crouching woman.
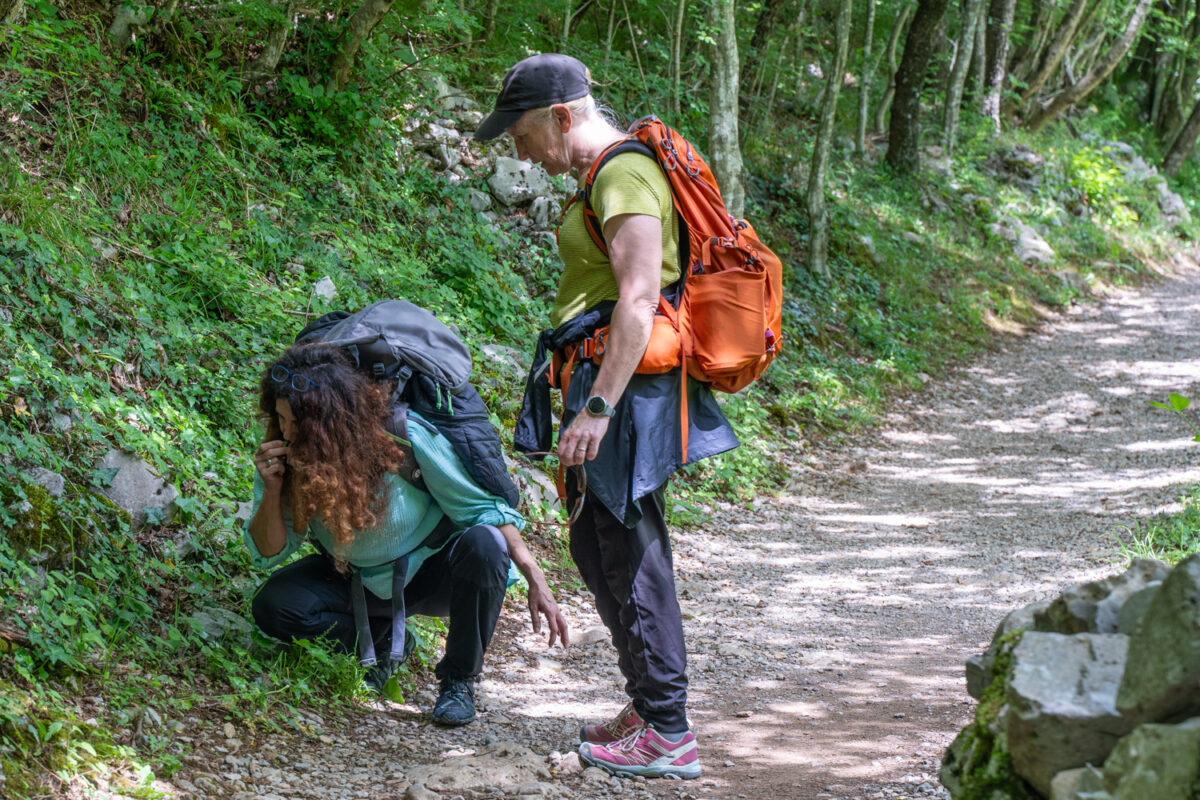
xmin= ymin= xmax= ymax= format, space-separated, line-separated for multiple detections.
xmin=244 ymin=343 xmax=567 ymax=725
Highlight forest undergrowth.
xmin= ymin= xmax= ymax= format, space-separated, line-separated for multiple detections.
xmin=1 ymin=4 xmax=1199 ymax=797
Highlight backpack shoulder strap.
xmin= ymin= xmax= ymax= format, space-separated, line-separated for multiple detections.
xmin=384 ymin=404 xmax=427 ymax=494
xmin=573 ymin=136 xmax=658 ymax=257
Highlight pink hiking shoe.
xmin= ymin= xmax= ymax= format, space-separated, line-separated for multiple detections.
xmin=580 ymin=702 xmax=645 ymax=744
xmin=579 ymin=726 xmax=701 ymax=779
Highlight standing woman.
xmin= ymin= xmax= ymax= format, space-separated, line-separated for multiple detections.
xmin=475 ymin=55 xmax=738 ymax=778
xmin=245 ymin=343 xmax=567 ymax=726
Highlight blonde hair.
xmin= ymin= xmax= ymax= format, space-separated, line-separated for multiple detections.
xmin=523 ymin=95 xmax=623 ymax=131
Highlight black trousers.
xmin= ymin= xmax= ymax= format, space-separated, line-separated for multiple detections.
xmin=251 ymin=524 xmax=509 ymax=681
xmin=568 ymin=483 xmax=689 ymax=732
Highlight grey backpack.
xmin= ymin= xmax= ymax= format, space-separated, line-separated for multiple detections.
xmin=296 ymin=299 xmax=520 ymax=509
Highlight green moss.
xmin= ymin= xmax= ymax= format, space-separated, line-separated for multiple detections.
xmin=1 ymin=481 xmax=80 ymax=564
xmin=943 ymin=632 xmax=1041 ymax=800
xmin=0 ymin=480 xmax=128 ymax=568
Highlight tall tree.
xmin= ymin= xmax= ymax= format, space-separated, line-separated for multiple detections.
xmin=807 ymin=0 xmax=853 ymax=279
xmin=560 ymin=0 xmax=573 ymax=48
xmin=943 ymin=0 xmax=983 ymax=151
xmin=1007 ymin=0 xmax=1054 ymax=85
xmin=981 ymin=0 xmax=1016 ymax=132
xmin=328 ymin=0 xmax=396 ymax=92
xmin=1017 ymin=0 xmax=1093 ymax=106
xmin=741 ymin=0 xmax=789 ymax=96
xmin=1025 ymin=0 xmax=1153 ymax=132
xmin=708 ymin=0 xmax=745 ymax=218
xmin=874 ymin=1 xmax=915 ymax=132
xmin=856 ymin=0 xmax=877 ymax=155
xmin=886 ymin=0 xmax=953 ymax=173
xmin=671 ymin=0 xmax=687 ymax=117
xmin=243 ymin=0 xmax=297 ymax=88
xmin=482 ymin=0 xmax=500 ymax=43
xmin=970 ymin=1 xmax=986 ymax=100
xmin=1163 ymin=94 xmax=1200 ymax=176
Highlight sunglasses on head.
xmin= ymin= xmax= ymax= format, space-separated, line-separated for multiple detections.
xmin=270 ymin=364 xmax=320 ymax=392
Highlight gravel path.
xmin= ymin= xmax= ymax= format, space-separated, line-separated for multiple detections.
xmin=168 ymin=260 xmax=1200 ymax=800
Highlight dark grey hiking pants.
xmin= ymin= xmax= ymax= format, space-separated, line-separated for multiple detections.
xmin=568 ymin=483 xmax=690 ymax=732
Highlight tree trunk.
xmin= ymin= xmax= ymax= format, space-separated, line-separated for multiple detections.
xmin=856 ymin=0 xmax=877 ymax=155
xmin=886 ymin=0 xmax=953 ymax=173
xmin=1017 ymin=0 xmax=1093 ymax=104
xmin=709 ymin=0 xmax=745 ymax=217
xmin=970 ymin=0 xmax=986 ymax=101
xmin=1163 ymin=94 xmax=1200 ymax=176
xmin=750 ymin=32 xmax=790 ymax=127
xmin=1068 ymin=0 xmax=1118 ymax=82
xmin=672 ymin=0 xmax=687 ymax=117
xmin=874 ymin=1 xmax=915 ymax=132
xmin=1007 ymin=0 xmax=1052 ymax=82
xmin=1 ymin=0 xmax=25 ymax=24
xmin=943 ymin=0 xmax=983 ymax=151
xmin=483 ymin=0 xmax=500 ymax=43
xmin=741 ymin=0 xmax=787 ymax=93
xmin=327 ymin=0 xmax=396 ymax=93
xmin=622 ymin=0 xmax=650 ymax=102
xmin=764 ymin=32 xmax=790 ymax=123
xmin=808 ymin=0 xmax=852 ymax=280
xmin=1170 ymin=38 xmax=1200 ymax=142
xmin=243 ymin=0 xmax=297 ymax=87
xmin=1150 ymin=0 xmax=1196 ymax=137
xmin=560 ymin=0 xmax=572 ymax=48
xmin=1025 ymin=0 xmax=1153 ymax=132
xmin=603 ymin=1 xmax=618 ymax=70
xmin=791 ymin=4 xmax=812 ymax=111
xmin=981 ymin=0 xmax=1016 ymax=132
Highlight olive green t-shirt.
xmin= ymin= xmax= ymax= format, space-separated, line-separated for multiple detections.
xmin=550 ymin=152 xmax=681 ymax=328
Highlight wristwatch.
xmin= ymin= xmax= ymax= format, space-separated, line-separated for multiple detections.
xmin=585 ymin=394 xmax=616 ymax=418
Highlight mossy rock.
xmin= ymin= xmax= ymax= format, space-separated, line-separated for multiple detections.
xmin=942 ymin=632 xmax=1041 ymax=799
xmin=0 ymin=479 xmax=128 ymax=568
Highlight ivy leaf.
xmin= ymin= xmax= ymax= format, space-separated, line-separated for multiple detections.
xmin=1168 ymin=393 xmax=1191 ymax=412
xmin=90 ymin=467 xmax=120 ymax=488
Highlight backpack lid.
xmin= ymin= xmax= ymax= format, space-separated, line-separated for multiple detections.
xmin=320 ymin=300 xmax=473 ymax=392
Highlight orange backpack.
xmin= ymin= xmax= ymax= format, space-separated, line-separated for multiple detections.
xmin=566 ymin=116 xmax=784 ymax=394
xmin=557 ymin=116 xmax=785 ymax=460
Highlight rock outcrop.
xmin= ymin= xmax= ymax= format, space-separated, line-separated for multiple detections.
xmin=944 ymin=554 xmax=1200 ymax=799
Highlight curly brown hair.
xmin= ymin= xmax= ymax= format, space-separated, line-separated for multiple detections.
xmin=258 ymin=343 xmax=404 ymax=564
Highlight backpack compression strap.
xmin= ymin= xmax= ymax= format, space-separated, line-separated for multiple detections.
xmin=352 ymin=554 xmax=409 ymax=667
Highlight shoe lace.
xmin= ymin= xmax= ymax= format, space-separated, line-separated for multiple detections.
xmin=603 ymin=702 xmax=636 ymax=735
xmin=609 ymin=725 xmax=649 ymax=754
xmin=441 ymin=679 xmax=474 ymax=699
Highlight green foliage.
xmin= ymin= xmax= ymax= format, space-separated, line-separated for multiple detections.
xmin=1149 ymin=392 xmax=1200 ymax=441
xmin=1122 ymin=394 xmax=1200 ymax=565
xmin=1065 ymin=145 xmax=1138 ymax=226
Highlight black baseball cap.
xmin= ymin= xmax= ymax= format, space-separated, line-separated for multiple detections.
xmin=473 ymin=54 xmax=591 ymax=141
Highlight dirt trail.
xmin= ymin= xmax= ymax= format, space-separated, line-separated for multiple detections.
xmin=681 ymin=263 xmax=1200 ymax=799
xmin=171 ymin=263 xmax=1200 ymax=800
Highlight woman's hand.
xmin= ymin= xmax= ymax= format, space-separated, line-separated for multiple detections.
xmin=525 ymin=564 xmax=570 ymax=648
xmin=497 ymin=524 xmax=570 ymax=648
xmin=255 ymin=439 xmax=290 ymax=490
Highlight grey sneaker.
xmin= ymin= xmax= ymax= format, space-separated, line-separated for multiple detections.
xmin=432 ymin=678 xmax=476 ymax=727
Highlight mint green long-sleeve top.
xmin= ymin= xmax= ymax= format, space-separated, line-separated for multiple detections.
xmin=243 ymin=410 xmax=523 ymax=599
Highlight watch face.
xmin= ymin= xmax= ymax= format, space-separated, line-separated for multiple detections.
xmin=587 ymin=396 xmax=606 ymax=414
